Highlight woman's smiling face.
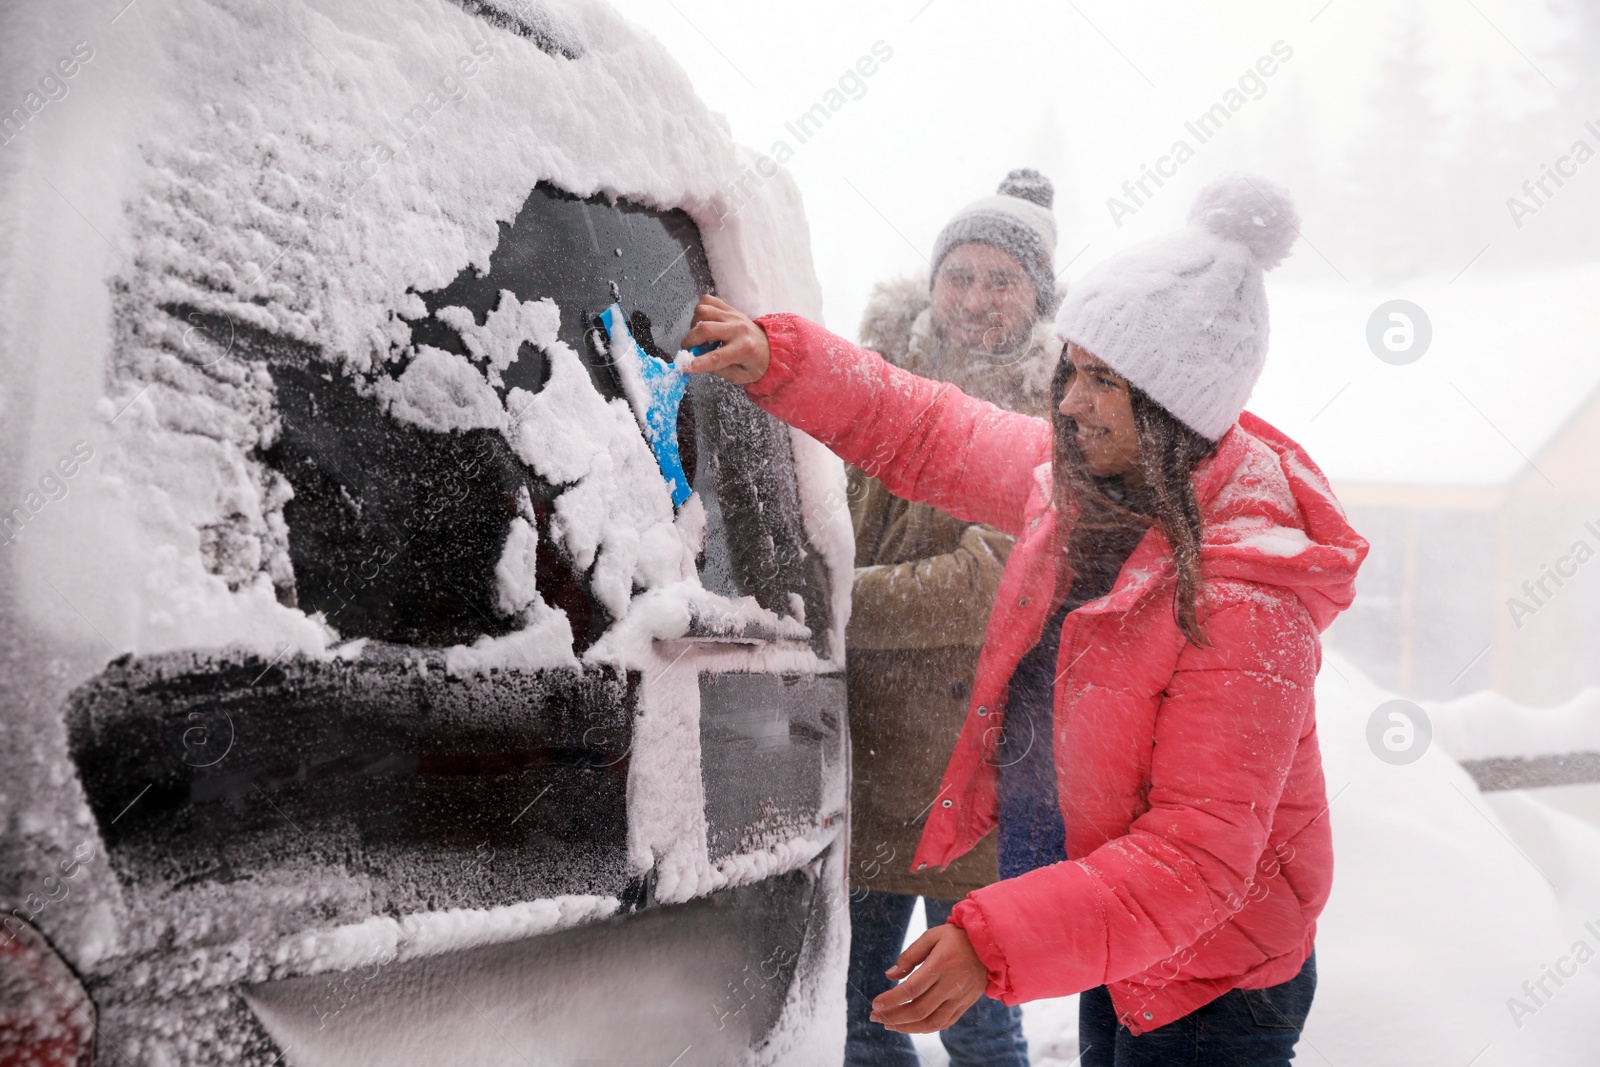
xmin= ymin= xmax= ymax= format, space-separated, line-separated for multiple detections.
xmin=1058 ymin=342 xmax=1142 ymax=480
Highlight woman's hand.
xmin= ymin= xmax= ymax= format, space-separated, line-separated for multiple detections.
xmin=680 ymin=295 xmax=772 ymax=384
xmin=869 ymin=922 xmax=990 ymax=1034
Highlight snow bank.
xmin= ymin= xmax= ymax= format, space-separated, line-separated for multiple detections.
xmin=1430 ymin=685 xmax=1600 ymax=762
xmin=1302 ymin=654 xmax=1600 ymax=1065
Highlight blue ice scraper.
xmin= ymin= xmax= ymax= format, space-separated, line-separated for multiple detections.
xmin=600 ymin=302 xmax=693 ymax=507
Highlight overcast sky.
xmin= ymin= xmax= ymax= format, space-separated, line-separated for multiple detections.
xmin=606 ymin=0 xmax=1575 ymax=336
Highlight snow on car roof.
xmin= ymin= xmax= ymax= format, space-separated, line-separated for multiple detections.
xmin=1248 ymin=261 xmax=1600 ymax=488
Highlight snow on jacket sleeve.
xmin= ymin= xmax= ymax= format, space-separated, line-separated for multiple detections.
xmin=748 ymin=314 xmax=1051 ymax=537
xmin=950 ymin=583 xmax=1321 ymax=1003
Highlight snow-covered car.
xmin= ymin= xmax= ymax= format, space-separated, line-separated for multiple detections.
xmin=0 ymin=1 xmax=852 ymax=1064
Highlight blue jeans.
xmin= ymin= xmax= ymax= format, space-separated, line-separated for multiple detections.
xmin=1079 ymin=951 xmax=1317 ymax=1067
xmin=846 ymin=889 xmax=1029 ymax=1067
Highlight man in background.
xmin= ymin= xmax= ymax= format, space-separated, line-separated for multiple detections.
xmin=846 ymin=169 xmax=1061 ymax=1067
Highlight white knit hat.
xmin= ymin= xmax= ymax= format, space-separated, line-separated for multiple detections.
xmin=1053 ymin=173 xmax=1299 ymax=441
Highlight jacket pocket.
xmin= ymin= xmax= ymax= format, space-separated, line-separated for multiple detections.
xmin=1240 ymin=953 xmax=1316 ymax=1030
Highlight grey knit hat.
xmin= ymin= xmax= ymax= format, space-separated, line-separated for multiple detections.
xmin=930 ymin=169 xmax=1058 ymax=314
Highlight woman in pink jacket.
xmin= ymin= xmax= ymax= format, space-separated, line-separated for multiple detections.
xmin=684 ymin=174 xmax=1366 ymax=1066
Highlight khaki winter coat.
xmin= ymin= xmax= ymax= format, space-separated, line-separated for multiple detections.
xmin=847 ymin=276 xmax=1059 ymax=899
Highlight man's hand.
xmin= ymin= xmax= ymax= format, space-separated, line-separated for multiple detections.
xmin=869 ymin=922 xmax=991 ymax=1034
xmin=681 ymin=295 xmax=772 ymax=384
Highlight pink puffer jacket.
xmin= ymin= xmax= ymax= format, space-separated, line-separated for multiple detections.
xmin=746 ymin=314 xmax=1367 ymax=1035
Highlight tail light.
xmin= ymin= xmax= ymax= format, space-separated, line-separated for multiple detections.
xmin=0 ymin=919 xmax=93 ymax=1067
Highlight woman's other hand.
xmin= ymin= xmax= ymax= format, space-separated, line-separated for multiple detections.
xmin=681 ymin=295 xmax=772 ymax=384
xmin=869 ymin=922 xmax=990 ymax=1034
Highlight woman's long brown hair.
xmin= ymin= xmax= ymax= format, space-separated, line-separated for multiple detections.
xmin=1050 ymin=352 xmax=1219 ymax=646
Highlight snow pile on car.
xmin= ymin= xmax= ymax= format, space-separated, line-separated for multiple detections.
xmin=0 ymin=0 xmax=846 ymax=671
xmin=0 ymin=1 xmax=850 ymax=1062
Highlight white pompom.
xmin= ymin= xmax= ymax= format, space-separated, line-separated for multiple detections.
xmin=1188 ymin=173 xmax=1299 ymax=270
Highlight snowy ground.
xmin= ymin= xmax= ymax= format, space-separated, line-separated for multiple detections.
xmin=903 ymin=653 xmax=1600 ymax=1067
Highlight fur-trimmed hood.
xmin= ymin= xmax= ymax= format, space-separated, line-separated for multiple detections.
xmin=856 ymin=274 xmax=1066 ymax=419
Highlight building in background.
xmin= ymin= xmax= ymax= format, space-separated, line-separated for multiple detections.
xmin=1333 ymin=382 xmax=1600 ymax=704
xmin=1258 ymin=265 xmax=1600 ymax=708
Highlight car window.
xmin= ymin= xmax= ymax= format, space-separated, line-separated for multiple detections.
xmin=170 ymin=183 xmax=827 ymax=656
